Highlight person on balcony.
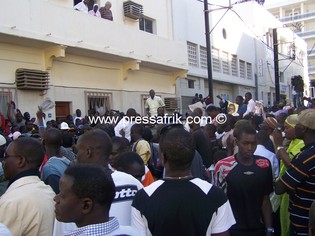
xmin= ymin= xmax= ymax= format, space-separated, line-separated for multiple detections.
xmin=99 ymin=1 xmax=113 ymax=21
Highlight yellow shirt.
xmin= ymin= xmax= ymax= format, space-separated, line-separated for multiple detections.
xmin=145 ymin=96 xmax=165 ymax=116
xmin=0 ymin=176 xmax=55 ymax=236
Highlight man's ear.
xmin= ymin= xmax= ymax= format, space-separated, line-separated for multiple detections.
xmin=17 ymin=156 xmax=27 ymax=168
xmin=234 ymin=138 xmax=238 ymax=147
xmin=86 ymin=147 xmax=92 ymax=159
xmin=81 ymin=198 xmax=93 ymax=215
xmin=160 ymin=152 xmax=167 ymax=165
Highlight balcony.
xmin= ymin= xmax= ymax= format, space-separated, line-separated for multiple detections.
xmin=0 ymin=0 xmax=187 ymax=72
xmin=309 ymin=65 xmax=315 ymax=75
xmin=308 ymin=49 xmax=315 ymax=57
xmin=280 ymin=11 xmax=315 ymax=23
xmin=296 ymin=30 xmax=315 ymax=39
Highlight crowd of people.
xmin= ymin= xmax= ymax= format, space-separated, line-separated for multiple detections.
xmin=0 ymin=89 xmax=315 ymax=236
xmin=74 ymin=0 xmax=113 ymax=21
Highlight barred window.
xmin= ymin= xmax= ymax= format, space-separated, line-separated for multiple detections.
xmin=222 ymin=51 xmax=230 ymax=75
xmin=187 ymin=42 xmax=198 ymax=67
xmin=239 ymin=60 xmax=246 ymax=79
xmin=85 ymin=91 xmax=112 ymax=116
xmin=231 ymin=54 xmax=238 ymax=77
xmin=200 ymin=46 xmax=207 ymax=69
xmin=212 ymin=47 xmax=220 ymax=72
xmin=0 ymin=89 xmax=12 ymax=116
xmin=246 ymin=62 xmax=252 ymax=80
xmin=188 ymin=79 xmax=195 ymax=89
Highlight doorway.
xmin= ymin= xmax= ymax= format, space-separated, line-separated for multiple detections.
xmin=55 ymin=102 xmax=71 ymax=122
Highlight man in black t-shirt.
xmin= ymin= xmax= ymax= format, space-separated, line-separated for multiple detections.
xmin=131 ymin=124 xmax=235 ymax=236
xmin=214 ymin=126 xmax=274 ymax=236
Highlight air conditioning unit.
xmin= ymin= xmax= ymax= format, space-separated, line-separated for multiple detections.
xmin=164 ymin=97 xmax=180 ymax=111
xmin=16 ymin=68 xmax=49 ymax=91
xmin=123 ymin=1 xmax=143 ymax=20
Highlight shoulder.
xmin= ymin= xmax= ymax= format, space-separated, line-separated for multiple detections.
xmin=110 ymin=225 xmax=145 ymax=236
xmin=253 ymin=155 xmax=272 ymax=169
xmin=215 ymin=155 xmax=236 ymax=169
xmin=140 ymin=179 xmax=164 ymax=197
xmin=112 ymin=171 xmax=143 ymax=190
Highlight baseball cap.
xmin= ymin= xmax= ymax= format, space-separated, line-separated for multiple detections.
xmin=298 ymin=109 xmax=315 ymax=130
xmin=60 ymin=122 xmax=70 ymax=130
xmin=0 ymin=135 xmax=6 ymax=146
xmin=265 ymin=117 xmax=278 ymax=129
xmin=12 ymin=131 xmax=21 ymax=140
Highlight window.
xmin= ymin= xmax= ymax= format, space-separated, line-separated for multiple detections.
xmin=85 ymin=91 xmax=112 ymax=116
xmin=187 ymin=42 xmax=198 ymax=67
xmin=221 ymin=51 xmax=230 ymax=75
xmin=0 ymin=89 xmax=12 ymax=116
xmin=231 ymin=54 xmax=238 ymax=76
xmin=200 ymin=46 xmax=207 ymax=69
xmin=246 ymin=62 xmax=252 ymax=80
xmin=265 ymin=32 xmax=273 ymax=48
xmin=188 ymin=80 xmax=195 ymax=89
xmin=139 ymin=17 xmax=154 ymax=34
xmin=212 ymin=47 xmax=220 ymax=72
xmin=239 ymin=60 xmax=246 ymax=78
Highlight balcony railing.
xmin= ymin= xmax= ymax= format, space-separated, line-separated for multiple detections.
xmin=309 ymin=65 xmax=315 ymax=74
xmin=296 ymin=30 xmax=315 ymax=38
xmin=280 ymin=11 xmax=315 ymax=23
xmin=308 ymin=49 xmax=315 ymax=57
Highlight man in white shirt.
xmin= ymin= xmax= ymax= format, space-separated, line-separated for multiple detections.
xmin=145 ymin=89 xmax=165 ymax=117
xmin=254 ymin=130 xmax=279 ymax=179
xmin=74 ymin=0 xmax=89 ymax=13
xmin=114 ymin=108 xmax=136 ymax=142
xmin=243 ymin=92 xmax=256 ymax=117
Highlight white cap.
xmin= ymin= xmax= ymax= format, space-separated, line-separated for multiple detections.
xmin=12 ymin=131 xmax=21 ymax=140
xmin=0 ymin=135 xmax=6 ymax=146
xmin=60 ymin=122 xmax=69 ymax=130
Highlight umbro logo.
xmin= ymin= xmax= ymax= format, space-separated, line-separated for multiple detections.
xmin=243 ymin=171 xmax=254 ymax=175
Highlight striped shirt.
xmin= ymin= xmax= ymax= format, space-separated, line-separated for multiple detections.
xmin=280 ymin=142 xmax=315 ymax=235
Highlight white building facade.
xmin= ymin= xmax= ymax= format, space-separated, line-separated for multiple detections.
xmin=0 ymin=0 xmax=187 ymax=119
xmin=265 ymin=0 xmax=315 ymax=97
xmin=173 ymin=0 xmax=308 ymax=114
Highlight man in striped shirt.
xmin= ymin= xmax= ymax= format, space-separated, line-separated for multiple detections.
xmin=275 ymin=109 xmax=315 ymax=236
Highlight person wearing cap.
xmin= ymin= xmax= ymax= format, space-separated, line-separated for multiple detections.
xmin=275 ymin=109 xmax=315 ymax=235
xmin=259 ymin=117 xmax=279 ymax=153
xmin=88 ymin=3 xmax=101 ymax=17
xmin=271 ymin=114 xmax=305 ymax=236
xmin=60 ymin=122 xmax=69 ymax=131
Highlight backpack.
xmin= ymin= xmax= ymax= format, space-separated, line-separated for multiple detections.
xmin=148 ymin=143 xmax=163 ymax=179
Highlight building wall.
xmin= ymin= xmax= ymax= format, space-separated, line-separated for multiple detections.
xmin=0 ymin=0 xmax=186 ymax=118
xmin=173 ymin=0 xmax=308 ymax=110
